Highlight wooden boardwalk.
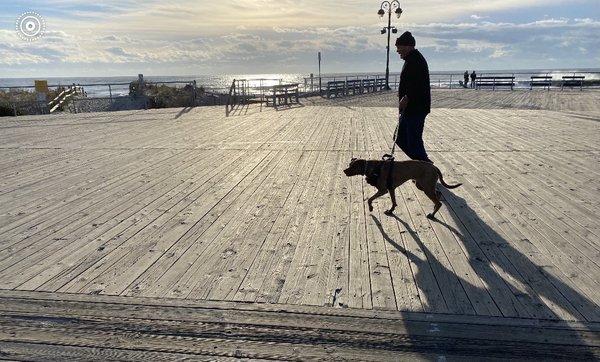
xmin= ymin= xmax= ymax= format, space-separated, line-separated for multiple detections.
xmin=306 ymin=88 xmax=600 ymax=114
xmin=0 ymin=97 xmax=599 ymax=359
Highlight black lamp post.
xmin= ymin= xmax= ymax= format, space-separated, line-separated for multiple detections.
xmin=378 ymin=1 xmax=402 ymax=90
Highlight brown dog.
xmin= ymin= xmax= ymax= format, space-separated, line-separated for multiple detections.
xmin=343 ymin=158 xmax=461 ymax=219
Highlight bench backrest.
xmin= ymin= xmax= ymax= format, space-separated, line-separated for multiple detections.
xmin=272 ymin=84 xmax=299 ymax=94
xmin=562 ymin=76 xmax=585 ymax=80
xmin=273 ymin=83 xmax=299 ymax=90
xmin=327 ymin=80 xmax=346 ymax=87
xmin=477 ymin=76 xmax=515 ymax=80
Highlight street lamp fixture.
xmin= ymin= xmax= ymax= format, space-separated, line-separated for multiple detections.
xmin=378 ymin=0 xmax=402 ymax=90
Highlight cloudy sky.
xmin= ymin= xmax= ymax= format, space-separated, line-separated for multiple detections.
xmin=1 ymin=0 xmax=599 ymax=78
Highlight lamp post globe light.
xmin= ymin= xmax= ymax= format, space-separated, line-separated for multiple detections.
xmin=378 ymin=0 xmax=402 ymax=90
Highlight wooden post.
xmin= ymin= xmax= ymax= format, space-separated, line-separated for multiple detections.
xmin=344 ymin=79 xmax=348 ymax=96
xmin=450 ymin=74 xmax=453 ymax=89
xmin=318 ymin=51 xmax=322 ymax=96
xmin=108 ymin=84 xmax=113 ymax=105
xmin=192 ymin=80 xmax=197 ymax=106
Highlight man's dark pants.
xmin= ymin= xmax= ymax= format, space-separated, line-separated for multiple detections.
xmin=395 ymin=113 xmax=431 ymax=162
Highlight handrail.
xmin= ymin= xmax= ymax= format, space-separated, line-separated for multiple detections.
xmin=47 ymin=86 xmax=78 ymax=113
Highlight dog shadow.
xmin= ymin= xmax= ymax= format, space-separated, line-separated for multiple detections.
xmin=371 ymin=189 xmax=598 ymax=358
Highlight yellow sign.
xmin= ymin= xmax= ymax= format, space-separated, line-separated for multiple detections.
xmin=35 ymin=80 xmax=48 ymax=93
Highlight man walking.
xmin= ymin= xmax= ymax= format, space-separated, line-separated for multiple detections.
xmin=395 ymin=31 xmax=433 ymax=164
xmin=463 ymin=70 xmax=469 ymax=88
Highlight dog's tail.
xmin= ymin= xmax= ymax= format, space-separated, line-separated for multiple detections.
xmin=436 ymin=168 xmax=462 ymax=189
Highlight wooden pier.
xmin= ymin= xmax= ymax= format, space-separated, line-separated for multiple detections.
xmin=1 ymin=90 xmax=599 ymax=359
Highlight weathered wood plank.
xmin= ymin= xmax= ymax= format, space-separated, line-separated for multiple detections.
xmin=0 ymin=290 xmax=598 ymax=360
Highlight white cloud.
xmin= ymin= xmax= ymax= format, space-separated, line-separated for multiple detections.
xmin=1 ymin=0 xmax=598 ymax=76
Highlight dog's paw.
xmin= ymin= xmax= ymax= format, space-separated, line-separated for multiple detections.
xmin=426 ymin=213 xmax=436 ymax=220
xmin=384 ymin=209 xmax=394 ymax=216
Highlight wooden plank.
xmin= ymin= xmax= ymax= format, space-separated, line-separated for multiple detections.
xmin=0 ymin=290 xmax=598 ymax=360
xmin=55 ymin=149 xmax=257 ymax=295
xmin=0 ymin=148 xmax=188 ymax=263
xmin=436 ymin=155 xmax=557 ymax=319
xmin=346 ymin=150 xmax=374 ymax=309
xmin=278 ymin=151 xmax=342 ymax=304
xmin=252 ymin=151 xmax=333 ymax=304
xmin=482 ymin=152 xmax=600 ymax=280
xmin=371 ymin=187 xmax=422 ymax=313
xmin=232 ymin=150 xmax=320 ymax=303
xmin=0 ymin=341 xmax=223 ymax=361
xmin=428 ymin=156 xmax=540 ymax=318
xmin=202 ymin=150 xmax=307 ymax=300
xmin=63 ymin=149 xmax=274 ymax=295
xmin=299 ymin=124 xmax=348 ymax=305
xmin=409 ymin=181 xmax=502 ymax=316
xmin=122 ymin=150 xmax=280 ymax=298
xmin=0 ymin=148 xmax=178 ymax=236
xmin=301 ymin=152 xmax=349 ymax=306
xmin=0 ymin=149 xmax=200 ymax=272
xmin=399 ymin=183 xmax=475 ymax=315
xmin=447 ymin=152 xmax=592 ymax=321
xmin=183 ymin=151 xmax=299 ymax=300
xmin=359 ymin=152 xmax=397 ymax=310
xmin=143 ymin=150 xmax=288 ymax=299
xmin=10 ymin=149 xmax=238 ymax=291
xmin=461 ymin=152 xmax=600 ymax=320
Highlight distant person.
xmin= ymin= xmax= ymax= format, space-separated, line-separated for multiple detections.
xmin=470 ymin=71 xmax=477 ymax=88
xmin=464 ymin=71 xmax=469 ymax=88
xmin=395 ymin=31 xmax=433 ymax=164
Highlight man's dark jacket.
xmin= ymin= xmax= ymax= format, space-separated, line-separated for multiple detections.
xmin=398 ymin=49 xmax=431 ymax=115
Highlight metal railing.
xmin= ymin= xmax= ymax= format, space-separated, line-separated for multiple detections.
xmin=3 ymin=71 xmax=599 ymax=116
xmin=303 ymin=71 xmax=600 ymax=92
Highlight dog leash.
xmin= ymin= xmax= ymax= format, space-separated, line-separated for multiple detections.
xmin=382 ymin=112 xmax=401 ymax=162
xmin=380 ymin=112 xmax=402 ymax=190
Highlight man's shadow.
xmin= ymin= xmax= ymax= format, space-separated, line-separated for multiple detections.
xmin=370 ymin=189 xmax=598 ymax=359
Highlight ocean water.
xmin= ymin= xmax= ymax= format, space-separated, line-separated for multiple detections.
xmin=1 ymin=69 xmax=599 ymax=98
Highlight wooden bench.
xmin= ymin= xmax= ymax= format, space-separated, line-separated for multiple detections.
xmin=561 ymin=76 xmax=585 ymax=91
xmin=346 ymin=80 xmax=362 ymax=95
xmin=266 ymin=83 xmax=299 ymax=107
xmin=475 ymin=76 xmax=515 ymax=90
xmin=327 ymin=81 xmax=346 ymax=98
xmin=530 ymin=76 xmax=552 ymax=90
xmin=375 ymin=78 xmax=386 ymax=91
xmin=362 ymin=79 xmax=376 ymax=93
